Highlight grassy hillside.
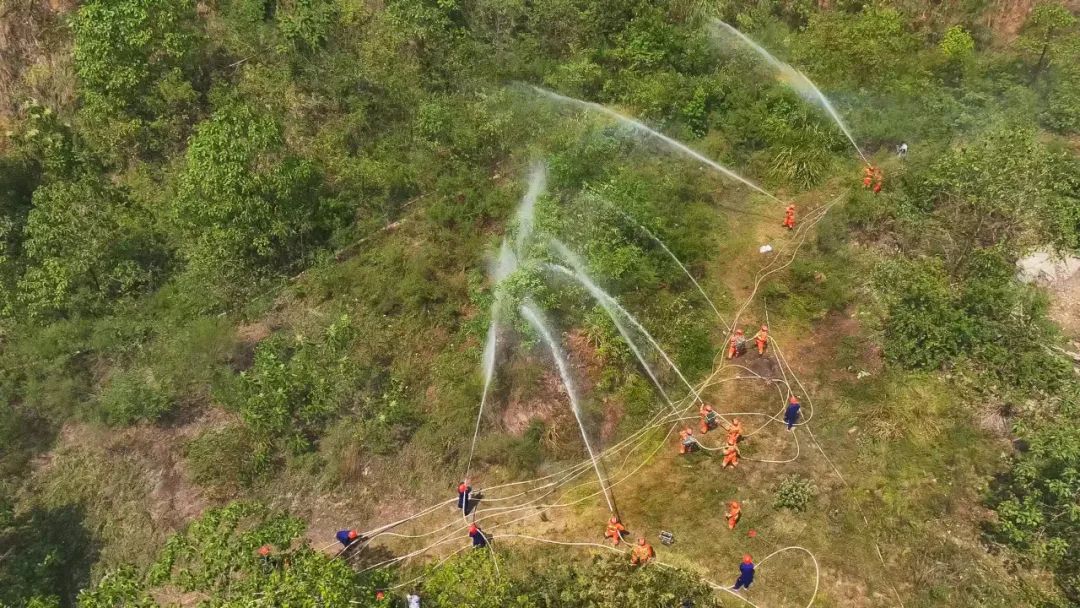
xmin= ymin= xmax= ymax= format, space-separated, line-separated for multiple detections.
xmin=1 ymin=0 xmax=1079 ymax=607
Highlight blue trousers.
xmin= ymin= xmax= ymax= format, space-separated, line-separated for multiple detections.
xmin=733 ymin=574 xmax=753 ymax=590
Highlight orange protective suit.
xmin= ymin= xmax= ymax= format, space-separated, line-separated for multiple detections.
xmin=863 ymin=166 xmax=874 ymax=188
xmin=630 ymin=538 xmax=655 ymax=566
xmin=727 ymin=329 xmax=746 ymax=359
xmin=679 ymin=428 xmax=696 ymax=455
xmin=604 ymin=516 xmax=626 ymax=546
xmin=783 ymin=205 xmax=796 ymax=230
xmin=726 ymin=501 xmax=742 ymax=530
xmin=726 ymin=418 xmax=744 ymax=445
xmin=753 ymin=325 xmax=768 ymax=355
xmin=722 ymin=442 xmax=740 ymax=468
xmin=699 ymin=404 xmax=719 ymax=434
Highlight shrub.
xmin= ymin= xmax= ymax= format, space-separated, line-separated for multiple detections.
xmin=774 ymin=474 xmax=816 ymax=512
xmin=97 ymin=368 xmax=174 ymax=426
xmin=990 ymin=393 xmax=1080 ymax=603
xmin=17 ymin=176 xmax=166 ymax=317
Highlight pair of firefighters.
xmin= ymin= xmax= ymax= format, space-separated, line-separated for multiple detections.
xmin=728 ymin=325 xmax=769 ymax=359
xmin=863 ymin=165 xmax=884 ymax=194
xmin=679 ymin=414 xmax=741 ymax=468
xmin=602 ymin=517 xmax=656 ymax=564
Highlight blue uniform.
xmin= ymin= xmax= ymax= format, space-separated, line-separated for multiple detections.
xmin=470 ymin=528 xmax=487 ymax=548
xmin=457 ymin=483 xmax=471 ymax=510
xmin=784 ymin=402 xmax=801 ymax=429
xmin=336 ymin=530 xmax=354 ymax=547
xmin=733 ymin=561 xmax=755 ymax=589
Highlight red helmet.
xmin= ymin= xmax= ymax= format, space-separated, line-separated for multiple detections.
xmin=348 ymin=530 xmax=358 ymax=540
xmin=735 ymin=328 xmax=744 ymax=335
xmin=761 ymin=325 xmax=768 ymax=331
xmin=743 ymin=554 xmax=753 ymax=564
xmin=729 ymin=500 xmax=739 ymax=508
xmin=469 ymin=524 xmax=479 ymax=535
xmin=638 ymin=537 xmax=647 ymax=545
xmin=258 ymin=545 xmax=271 ymax=556
xmin=789 ymin=395 xmax=799 ymax=403
xmin=610 ymin=516 xmax=618 ymax=524
xmin=704 ymin=404 xmax=713 ymax=412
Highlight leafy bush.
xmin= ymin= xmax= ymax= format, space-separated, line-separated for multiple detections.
xmin=774 ymin=474 xmax=816 ymax=512
xmin=277 ymin=0 xmax=339 ymax=53
xmin=77 ymin=501 xmax=385 ymax=607
xmin=224 ymin=315 xmax=360 ymax=454
xmin=97 ymin=368 xmax=174 ymax=426
xmin=990 ymin=393 xmax=1080 ymax=603
xmin=17 ymin=176 xmax=166 ymax=317
xmin=875 ymin=252 xmax=1069 ymax=390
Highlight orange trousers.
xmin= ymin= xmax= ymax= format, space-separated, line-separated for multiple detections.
xmin=755 ymin=338 xmax=767 ymax=354
xmin=727 ymin=514 xmax=739 ymax=530
xmin=722 ymin=452 xmax=738 ymax=468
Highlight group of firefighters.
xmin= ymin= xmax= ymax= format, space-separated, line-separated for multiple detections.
xmin=330 ymin=192 xmax=850 ymax=599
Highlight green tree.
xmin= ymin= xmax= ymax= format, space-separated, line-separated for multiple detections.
xmin=16 ymin=177 xmax=166 ymax=317
xmin=1016 ymin=3 xmax=1079 ymax=86
xmin=939 ymin=25 xmax=975 ymax=61
xmin=171 ymin=98 xmax=326 ymax=308
xmin=794 ymin=6 xmax=925 ymax=89
xmin=938 ymin=24 xmax=974 ymax=84
xmin=72 ymin=0 xmax=202 ymax=160
xmin=900 ymin=127 xmax=1080 ymax=263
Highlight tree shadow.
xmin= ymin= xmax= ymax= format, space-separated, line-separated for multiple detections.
xmin=0 ymin=503 xmax=100 ymax=608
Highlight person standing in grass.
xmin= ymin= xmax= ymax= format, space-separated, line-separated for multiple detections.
xmin=721 ymin=440 xmax=740 ymax=468
xmin=732 ymin=554 xmax=755 ymax=590
xmin=604 ymin=515 xmax=627 ymax=546
xmin=726 ymin=418 xmax=744 ymax=444
xmin=457 ymin=478 xmax=472 ymax=514
xmin=784 ymin=395 xmax=801 ymax=430
xmin=726 ymin=501 xmax=742 ymax=530
xmin=630 ymin=537 xmax=655 ymax=566
xmin=469 ymin=523 xmax=488 ymax=548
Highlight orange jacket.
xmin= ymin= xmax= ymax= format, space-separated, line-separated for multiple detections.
xmin=631 ymin=542 xmax=655 ymax=563
xmin=753 ymin=329 xmax=768 ymax=343
xmin=726 ymin=502 xmax=741 ymax=518
xmin=606 ymin=520 xmax=625 ymax=536
xmin=700 ymin=406 xmax=718 ymax=425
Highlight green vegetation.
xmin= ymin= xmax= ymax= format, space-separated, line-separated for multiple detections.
xmin=773 ymin=474 xmax=816 ymax=512
xmin=1 ymin=0 xmax=1079 ymax=606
